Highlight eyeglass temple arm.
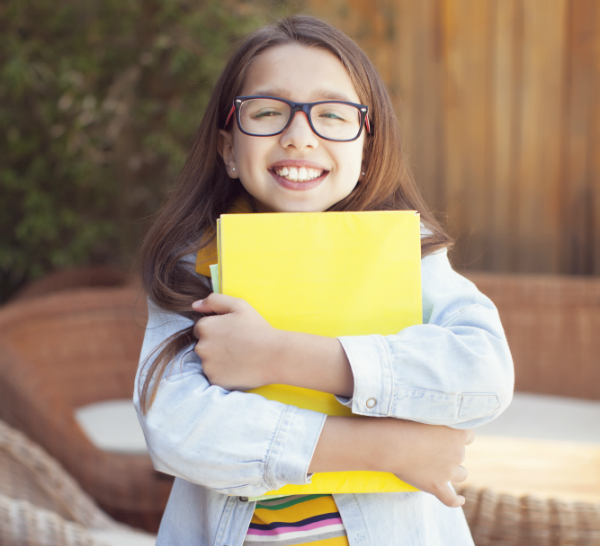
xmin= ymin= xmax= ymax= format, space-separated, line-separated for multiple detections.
xmin=225 ymin=103 xmax=236 ymax=128
xmin=225 ymin=101 xmax=372 ymax=135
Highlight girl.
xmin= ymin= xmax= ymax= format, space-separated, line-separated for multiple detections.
xmin=135 ymin=15 xmax=514 ymax=546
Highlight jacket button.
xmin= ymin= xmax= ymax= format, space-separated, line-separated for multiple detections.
xmin=366 ymin=398 xmax=377 ymax=409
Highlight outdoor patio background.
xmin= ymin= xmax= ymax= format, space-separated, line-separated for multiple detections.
xmin=2 ymin=0 xmax=599 ymax=305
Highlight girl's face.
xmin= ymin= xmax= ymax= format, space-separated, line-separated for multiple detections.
xmin=219 ymin=44 xmax=366 ymax=213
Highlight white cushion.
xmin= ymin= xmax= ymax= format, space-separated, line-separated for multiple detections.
xmin=75 ymin=400 xmax=148 ymax=454
xmin=74 ymin=392 xmax=600 ymax=454
xmin=90 ymin=529 xmax=156 ymax=546
xmin=477 ymin=392 xmax=600 ymax=443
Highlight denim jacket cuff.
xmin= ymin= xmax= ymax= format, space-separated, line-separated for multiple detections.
xmin=337 ymin=335 xmax=394 ymax=417
xmin=265 ymin=405 xmax=327 ymax=490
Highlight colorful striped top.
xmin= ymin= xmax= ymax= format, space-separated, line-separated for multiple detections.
xmin=243 ymin=494 xmax=349 ymax=546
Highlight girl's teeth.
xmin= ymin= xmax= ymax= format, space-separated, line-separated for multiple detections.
xmin=275 ymin=167 xmax=324 ymax=181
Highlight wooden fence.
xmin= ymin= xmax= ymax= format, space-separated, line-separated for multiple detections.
xmin=307 ymin=0 xmax=600 ymax=275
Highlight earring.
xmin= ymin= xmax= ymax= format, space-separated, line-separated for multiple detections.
xmin=232 ymin=167 xmax=236 ymax=172
xmin=361 ymin=172 xmax=365 ymax=176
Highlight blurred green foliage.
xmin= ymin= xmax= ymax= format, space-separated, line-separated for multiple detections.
xmin=0 ymin=0 xmax=291 ymax=301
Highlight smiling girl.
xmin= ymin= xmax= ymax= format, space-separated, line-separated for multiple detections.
xmin=135 ymin=15 xmax=513 ymax=546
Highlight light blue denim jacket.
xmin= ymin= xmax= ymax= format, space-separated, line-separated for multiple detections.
xmin=134 ymin=249 xmax=514 ymax=546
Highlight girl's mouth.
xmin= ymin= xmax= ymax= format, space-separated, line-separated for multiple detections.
xmin=272 ymin=166 xmax=326 ymax=182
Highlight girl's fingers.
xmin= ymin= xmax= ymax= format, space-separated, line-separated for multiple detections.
xmin=464 ymin=429 xmax=475 ymax=445
xmin=451 ymin=465 xmax=468 ymax=484
xmin=192 ymin=293 xmax=246 ymax=315
xmin=434 ymin=483 xmax=465 ymax=508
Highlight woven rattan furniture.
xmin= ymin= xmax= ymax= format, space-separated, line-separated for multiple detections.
xmin=0 ymin=418 xmax=155 ymax=546
xmin=456 ymin=486 xmax=600 ymax=546
xmin=10 ymin=266 xmax=130 ymax=303
xmin=0 ymin=287 xmax=171 ymax=532
xmin=464 ymin=272 xmax=600 ymax=401
xmin=0 ymin=494 xmax=109 ymax=546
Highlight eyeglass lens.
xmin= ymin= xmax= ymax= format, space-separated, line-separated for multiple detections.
xmin=238 ymin=98 xmax=362 ymax=141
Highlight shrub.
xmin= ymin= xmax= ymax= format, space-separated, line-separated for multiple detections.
xmin=0 ymin=0 xmax=286 ymax=301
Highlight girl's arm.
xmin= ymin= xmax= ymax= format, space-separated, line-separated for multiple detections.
xmin=134 ymin=300 xmax=325 ymax=498
xmin=193 ymin=249 xmax=514 ymax=428
xmin=310 ymin=416 xmax=473 ymax=507
xmin=135 ymin=299 xmax=471 ymax=506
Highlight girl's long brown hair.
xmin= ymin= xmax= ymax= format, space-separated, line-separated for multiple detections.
xmin=138 ymin=15 xmax=453 ymax=413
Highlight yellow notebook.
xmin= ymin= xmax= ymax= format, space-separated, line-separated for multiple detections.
xmin=208 ymin=211 xmax=422 ymax=497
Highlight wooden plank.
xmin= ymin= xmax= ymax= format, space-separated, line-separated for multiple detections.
xmin=560 ymin=0 xmax=595 ymax=274
xmin=514 ymin=0 xmax=567 ymax=272
xmin=591 ymin=1 xmax=600 ymax=275
xmin=440 ymin=0 xmax=494 ymax=269
xmin=464 ymin=0 xmax=493 ymax=270
xmin=440 ymin=0 xmax=468 ymax=265
xmin=489 ymin=0 xmax=520 ymax=271
xmin=395 ymin=0 xmax=445 ymax=216
xmin=393 ymin=0 xmax=418 ymax=169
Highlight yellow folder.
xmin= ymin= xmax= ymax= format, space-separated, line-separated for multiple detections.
xmin=208 ymin=211 xmax=422 ymax=497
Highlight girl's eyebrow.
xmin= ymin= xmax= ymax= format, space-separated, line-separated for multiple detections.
xmin=249 ymin=87 xmax=355 ymax=103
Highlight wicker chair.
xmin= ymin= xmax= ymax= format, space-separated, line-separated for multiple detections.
xmin=10 ymin=266 xmax=131 ymax=303
xmin=0 ymin=418 xmax=155 ymax=546
xmin=0 ymin=287 xmax=171 ymax=532
xmin=456 ymin=486 xmax=600 ymax=545
xmin=464 ymin=272 xmax=600 ymax=401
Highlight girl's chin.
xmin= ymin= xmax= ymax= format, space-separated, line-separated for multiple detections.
xmin=256 ymin=195 xmax=329 ymax=214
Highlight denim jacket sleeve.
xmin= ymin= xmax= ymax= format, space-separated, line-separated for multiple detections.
xmin=133 ymin=300 xmax=326 ymax=497
xmin=337 ymin=249 xmax=514 ymax=428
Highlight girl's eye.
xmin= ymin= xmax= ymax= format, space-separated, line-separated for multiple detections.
xmin=253 ymin=109 xmax=283 ymax=119
xmin=319 ymin=111 xmax=346 ymax=121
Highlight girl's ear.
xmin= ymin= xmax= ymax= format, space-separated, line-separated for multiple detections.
xmin=218 ymin=129 xmax=239 ymax=179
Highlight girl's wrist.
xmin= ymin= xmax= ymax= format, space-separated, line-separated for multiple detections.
xmin=264 ymin=328 xmax=292 ymax=385
xmin=268 ymin=330 xmax=354 ymax=397
xmin=309 ymin=416 xmax=393 ymax=474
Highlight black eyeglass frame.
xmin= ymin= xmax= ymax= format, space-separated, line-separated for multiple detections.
xmin=224 ymin=95 xmax=371 ymax=142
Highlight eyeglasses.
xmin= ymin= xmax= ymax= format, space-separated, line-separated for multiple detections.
xmin=224 ymin=96 xmax=371 ymax=142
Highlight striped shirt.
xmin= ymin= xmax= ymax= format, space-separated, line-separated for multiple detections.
xmin=243 ymin=494 xmax=348 ymax=546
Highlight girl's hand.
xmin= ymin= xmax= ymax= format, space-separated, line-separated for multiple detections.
xmin=192 ymin=294 xmax=282 ymax=391
xmin=382 ymin=420 xmax=474 ymax=507
xmin=192 ymin=293 xmax=355 ymax=397
xmin=310 ymin=416 xmax=474 ymax=508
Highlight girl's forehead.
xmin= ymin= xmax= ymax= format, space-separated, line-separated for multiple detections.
xmin=241 ymin=44 xmax=361 ymax=104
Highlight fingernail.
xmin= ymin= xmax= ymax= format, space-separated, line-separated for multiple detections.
xmin=192 ymin=299 xmax=203 ymax=308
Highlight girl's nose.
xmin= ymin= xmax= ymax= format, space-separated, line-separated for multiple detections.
xmin=279 ymin=111 xmax=319 ymax=150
